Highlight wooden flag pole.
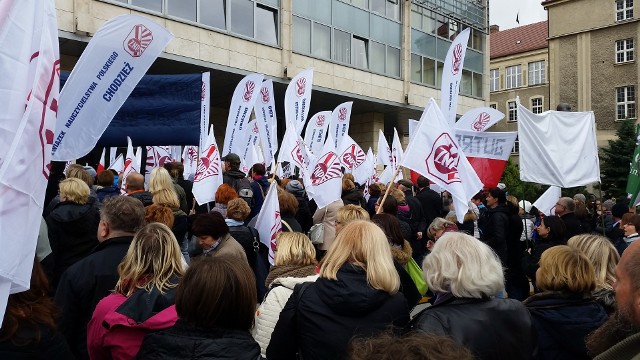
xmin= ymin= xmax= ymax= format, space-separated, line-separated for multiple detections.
xmin=376 ymin=167 xmax=402 ymax=214
xmin=271 ymin=161 xmax=279 ymax=182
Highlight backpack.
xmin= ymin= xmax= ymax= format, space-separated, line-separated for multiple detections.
xmin=233 ymin=178 xmax=254 ymax=207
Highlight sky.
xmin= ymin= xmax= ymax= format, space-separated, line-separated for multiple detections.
xmin=489 ymin=0 xmax=548 ymax=30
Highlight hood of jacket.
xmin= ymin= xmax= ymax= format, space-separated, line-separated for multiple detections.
xmin=49 ymin=197 xmax=99 ymax=223
xmin=485 ymin=204 xmax=510 ymax=217
xmin=103 ymin=284 xmax=178 ymax=331
xmin=315 ymin=264 xmax=393 ymax=316
xmin=273 ymin=275 xmax=319 ymax=290
xmin=225 ymin=169 xmax=246 ymax=180
xmin=128 ymin=190 xmax=153 ymax=206
xmin=390 ymin=240 xmax=412 ymax=266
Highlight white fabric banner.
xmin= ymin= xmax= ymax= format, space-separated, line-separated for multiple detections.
xmin=329 ymin=101 xmax=353 ymax=148
xmin=454 ymin=130 xmax=517 ymax=161
xmin=285 ymin=68 xmax=313 ymax=135
xmin=255 ymin=80 xmax=278 ymax=166
xmin=278 ymin=125 xmax=313 ymax=174
xmin=337 ymin=134 xmax=367 ymax=177
xmin=376 ymin=129 xmax=392 ymax=167
xmin=120 ymin=137 xmax=139 ymax=194
xmin=240 ymin=119 xmax=261 ymax=164
xmin=518 ymin=100 xmax=601 ymax=187
xmin=109 ymin=147 xmax=117 ymax=167
xmin=170 ymin=145 xmax=181 ymax=161
xmin=135 ymin=146 xmax=143 ymax=175
xmin=391 ymin=128 xmax=404 ymax=181
xmin=408 ymin=119 xmax=419 ymax=142
xmin=440 ymin=28 xmax=471 ymax=127
xmin=532 ymin=186 xmax=562 ymax=216
xmin=182 ymin=146 xmax=198 ymax=180
xmin=455 ymin=107 xmax=504 ymax=132
xmin=222 ymin=73 xmax=263 ymax=157
xmin=309 ymin=134 xmax=343 ymax=209
xmin=52 ymin=15 xmax=173 ymax=160
xmin=402 ymin=99 xmax=483 ymax=223
xmin=109 ymin=153 xmax=124 ymax=173
xmin=98 ymin=148 xmax=106 ymax=173
xmin=0 ymin=0 xmax=60 ymax=318
xmin=200 ymin=72 xmax=210 ymax=150
xmin=254 ymin=182 xmax=282 ymax=265
xmin=242 ymin=142 xmax=262 ymax=175
xmin=144 ymin=146 xmax=171 ymax=183
xmin=193 ymin=125 xmax=223 ymax=205
xmin=304 ymin=111 xmax=331 ymax=155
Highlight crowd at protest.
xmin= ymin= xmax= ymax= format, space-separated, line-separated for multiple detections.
xmin=3 ymin=153 xmax=640 ymax=360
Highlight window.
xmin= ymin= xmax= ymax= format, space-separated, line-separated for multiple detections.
xmin=334 ymin=29 xmax=351 ymax=64
xmin=230 ymin=0 xmax=254 ymax=38
xmin=531 ymin=98 xmax=543 ymax=114
xmin=293 ymin=16 xmax=311 ymax=54
xmin=255 ymin=5 xmax=278 ymax=45
xmin=511 ymin=136 xmax=519 ymax=155
xmin=528 ymin=61 xmax=545 ymax=85
xmin=200 ymin=0 xmax=226 ymax=29
xmin=505 ymin=65 xmax=521 ymax=89
xmin=617 ymin=86 xmax=636 ymax=120
xmin=508 ymin=101 xmax=518 ymax=122
xmin=352 ymin=36 xmax=368 ymax=68
xmin=489 ymin=103 xmax=497 ymax=109
xmin=313 ymin=23 xmax=331 ymax=59
xmin=617 ymin=0 xmax=634 ymax=21
xmin=616 ymin=39 xmax=635 ymax=63
xmin=490 ymin=69 xmax=499 ymax=92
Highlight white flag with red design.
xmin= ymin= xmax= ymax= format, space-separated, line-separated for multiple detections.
xmin=254 ymin=182 xmax=281 ymax=265
xmin=304 ymin=111 xmax=331 ymax=155
xmin=182 ymin=145 xmax=198 ymax=180
xmin=193 ymin=125 xmax=223 ymax=205
xmin=454 ymin=130 xmax=517 ymax=188
xmin=200 ymin=72 xmax=210 ymax=150
xmin=402 ymin=99 xmax=482 ymax=223
xmin=329 ymin=101 xmax=353 ymax=149
xmin=109 ymin=153 xmax=124 ymax=173
xmin=222 ymin=73 xmax=264 ymax=157
xmin=97 ymin=148 xmax=106 ymax=173
xmin=240 ymin=119 xmax=261 ymax=164
xmin=0 ymin=0 xmax=60 ymax=317
xmin=440 ymin=28 xmax=471 ymax=127
xmin=309 ymin=133 xmax=343 ymax=209
xmin=376 ymin=129 xmax=392 ymax=167
xmin=170 ymin=146 xmax=181 ymax=161
xmin=391 ymin=128 xmax=404 ymax=181
xmin=285 ymin=68 xmax=313 ymax=136
xmin=144 ymin=146 xmax=171 ymax=182
xmin=120 ymin=137 xmax=138 ymax=194
xmin=337 ymin=134 xmax=369 ymax=183
xmin=255 ymin=80 xmax=278 ymax=166
xmin=454 ymin=107 xmax=504 ymax=132
xmin=109 ymin=147 xmax=117 ymax=166
xmin=278 ymin=124 xmax=313 ymax=174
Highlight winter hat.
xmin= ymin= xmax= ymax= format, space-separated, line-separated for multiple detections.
xmin=83 ymin=165 xmax=97 ymax=179
xmin=612 ymin=202 xmax=629 ymax=219
xmin=602 ymin=200 xmax=615 ymax=211
xmin=286 ymin=180 xmax=304 ymax=195
xmin=573 ymin=193 xmax=586 ymax=204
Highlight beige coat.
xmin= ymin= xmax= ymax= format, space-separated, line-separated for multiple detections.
xmin=205 ymin=233 xmax=248 ymax=262
xmin=312 ymin=199 xmax=343 ymax=251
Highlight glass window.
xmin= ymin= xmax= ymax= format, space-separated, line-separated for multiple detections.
xmin=293 ymin=0 xmax=331 ymax=24
xmin=528 ymin=61 xmax=546 ymax=85
xmin=352 ymin=36 xmax=368 ymax=68
xmin=423 ymin=57 xmax=436 ymax=85
xmin=387 ymin=46 xmax=400 ymax=77
xmin=255 ymin=5 xmax=278 ymax=45
xmin=293 ymin=16 xmax=311 ymax=54
xmin=334 ymin=29 xmax=351 ymax=63
xmin=616 ymin=38 xmax=635 ymax=63
xmin=435 ymin=14 xmax=448 ymax=38
xmin=372 ymin=0 xmax=386 ymax=15
xmin=473 ymin=72 xmax=482 ymax=97
xmin=508 ymin=101 xmax=518 ymax=122
xmin=351 ymin=0 xmax=368 ymax=8
xmin=512 ymin=136 xmax=519 ymax=154
xmin=201 ymin=0 xmax=226 ymax=29
xmin=230 ymin=0 xmax=254 ymax=37
xmin=411 ymin=53 xmax=421 ymax=82
xmin=461 ymin=70 xmax=472 ymax=95
xmin=386 ymin=0 xmax=399 ymax=21
xmin=167 ymin=0 xmax=196 ymax=21
xmin=616 ymin=0 xmax=634 ymax=21
xmin=490 ymin=69 xmax=499 ymax=92
xmin=505 ymin=65 xmax=521 ymax=89
xmin=333 ymin=1 xmax=370 ymax=37
xmin=489 ymin=103 xmax=497 ymax=109
xmin=436 ymin=61 xmax=444 ymax=87
xmin=531 ymin=98 xmax=543 ymax=114
xmin=616 ymin=86 xmax=636 ymax=120
xmin=472 ymin=29 xmax=483 ymax=51
xmin=370 ymin=41 xmax=386 ymax=73
xmin=313 ymin=23 xmax=331 ymax=59
xmin=132 ymin=0 xmax=162 ymax=12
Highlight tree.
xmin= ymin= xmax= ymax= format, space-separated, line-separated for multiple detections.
xmin=500 ymin=159 xmax=544 ymax=202
xmin=600 ymin=118 xmax=637 ymax=198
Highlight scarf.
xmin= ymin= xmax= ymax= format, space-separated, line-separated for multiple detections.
xmin=265 ymin=264 xmax=317 ymax=288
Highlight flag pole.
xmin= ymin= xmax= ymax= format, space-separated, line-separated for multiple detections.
xmin=598 ymin=182 xmax=606 ymax=236
xmin=376 ymin=167 xmax=401 ymax=214
xmin=271 ymin=162 xmax=279 ymax=182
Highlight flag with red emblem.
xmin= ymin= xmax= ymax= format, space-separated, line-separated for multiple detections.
xmin=120 ymin=137 xmax=138 ymax=194
xmin=254 ymin=182 xmax=281 ymax=265
xmin=222 ymin=73 xmax=264 ymax=157
xmin=193 ymin=125 xmax=223 ymax=205
xmin=309 ymin=134 xmax=343 ymax=209
xmin=285 ymin=68 xmax=313 ymax=135
xmin=440 ymin=28 xmax=470 ymax=126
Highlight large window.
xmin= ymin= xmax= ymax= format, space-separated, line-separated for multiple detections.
xmin=617 ymin=86 xmax=636 ymax=120
xmin=505 ymin=65 xmax=521 ymax=89
xmin=490 ymin=69 xmax=499 ymax=92
xmin=528 ymin=61 xmax=545 ymax=85
xmin=616 ymin=39 xmax=635 ymax=63
xmin=617 ymin=0 xmax=634 ymax=21
xmin=531 ymin=97 xmax=543 ymax=114
xmin=508 ymin=101 xmax=518 ymax=122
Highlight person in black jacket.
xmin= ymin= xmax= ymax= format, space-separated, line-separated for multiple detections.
xmin=555 ymin=197 xmax=587 ymax=240
xmin=478 ymin=188 xmax=510 ymax=265
xmin=341 ymin=177 xmax=366 ymax=208
xmin=414 ymin=176 xmax=443 ymax=229
xmin=137 ymin=257 xmax=261 ymax=360
xmin=54 ymin=196 xmax=145 ymax=360
xmin=278 ymin=188 xmax=303 ymax=232
xmin=522 ymin=215 xmax=566 ymax=290
xmin=267 ymin=221 xmax=410 ymax=360
xmin=505 ymin=196 xmax=529 ymax=301
xmin=285 ymin=180 xmax=313 ymax=233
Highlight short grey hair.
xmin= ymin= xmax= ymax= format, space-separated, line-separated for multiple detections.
xmin=559 ymin=197 xmax=575 ymax=212
xmin=422 ymin=232 xmax=504 ymax=298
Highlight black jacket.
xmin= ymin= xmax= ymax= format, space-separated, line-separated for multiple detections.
xmin=281 ymin=214 xmax=303 ymax=233
xmin=415 ymin=187 xmax=443 ymax=227
xmin=292 ymin=193 xmax=314 ymax=233
xmin=560 ymin=212 xmax=586 ymax=240
xmin=409 ymin=296 xmax=535 ymax=360
xmin=524 ymin=292 xmax=608 ymax=360
xmin=137 ymin=320 xmax=261 ymax=360
xmin=223 ymin=169 xmax=246 ymax=186
xmin=54 ymin=236 xmax=134 ymax=359
xmin=0 ymin=324 xmax=75 ymax=360
xmin=506 ymin=212 xmax=528 ymax=299
xmin=267 ymin=264 xmax=410 ymax=360
xmin=478 ymin=205 xmax=510 ymax=265
xmin=128 ymin=191 xmax=153 ymax=207
xmin=522 ymin=236 xmax=563 ymax=286
xmin=341 ymin=189 xmax=366 ymax=208
xmin=96 ymin=187 xmax=119 ymax=203
xmin=177 ymin=178 xmax=194 ymax=212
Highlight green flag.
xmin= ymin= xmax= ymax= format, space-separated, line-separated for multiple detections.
xmin=626 ymin=124 xmax=640 ymax=205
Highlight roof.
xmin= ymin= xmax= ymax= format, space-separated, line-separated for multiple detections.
xmin=490 ymin=21 xmax=548 ymax=59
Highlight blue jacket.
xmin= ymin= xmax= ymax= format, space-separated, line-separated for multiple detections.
xmin=249 ymin=176 xmax=270 ymax=221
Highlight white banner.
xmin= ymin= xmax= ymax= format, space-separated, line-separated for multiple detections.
xmin=533 ymin=186 xmax=562 ymax=216
xmin=278 ymin=125 xmax=313 ymax=174
xmin=285 ymin=68 xmax=313 ymax=135
xmin=309 ymin=133 xmax=342 ymax=209
xmin=518 ymin=99 xmax=601 ymax=187
xmin=440 ymin=28 xmax=471 ymax=127
xmin=170 ymin=145 xmax=181 ymax=161
xmin=222 ymin=73 xmax=264 ymax=157
xmin=254 ymin=182 xmax=282 ymax=265
xmin=200 ymin=72 xmax=210 ymax=150
xmin=304 ymin=111 xmax=331 ymax=155
xmin=376 ymin=129 xmax=392 ymax=167
xmin=120 ymin=137 xmax=138 ymax=194
xmin=193 ymin=125 xmax=223 ymax=205
xmin=329 ymin=101 xmax=353 ymax=149
xmin=182 ymin=145 xmax=198 ymax=180
xmin=391 ymin=128 xmax=404 ymax=181
xmin=337 ymin=135 xmax=370 ymax=184
xmin=240 ymin=119 xmax=261 ymax=163
xmin=454 ymin=130 xmax=517 ymax=161
xmin=109 ymin=147 xmax=117 ymax=166
xmin=109 ymin=153 xmax=124 ymax=173
xmin=408 ymin=119 xmax=419 ymax=142
xmin=98 ymin=148 xmax=106 ymax=173
xmin=255 ymin=80 xmax=278 ymax=166
xmin=455 ymin=107 xmax=504 ymax=132
xmin=52 ymin=14 xmax=173 ymax=160
xmin=145 ymin=146 xmax=171 ymax=183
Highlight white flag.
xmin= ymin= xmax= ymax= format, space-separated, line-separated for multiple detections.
xmin=518 ymin=99 xmax=600 ymax=187
xmin=222 ymin=73 xmax=264 ymax=157
xmin=109 ymin=147 xmax=117 ymax=167
xmin=309 ymin=134 xmax=343 ymax=209
xmin=109 ymin=153 xmax=124 ymax=173
xmin=182 ymin=146 xmax=198 ymax=180
xmin=455 ymin=107 xmax=504 ymax=132
xmin=120 ymin=137 xmax=138 ymax=194
xmin=304 ymin=111 xmax=331 ymax=155
xmin=337 ymin=134 xmax=368 ymax=183
xmin=391 ymin=128 xmax=404 ymax=181
xmin=278 ymin=125 xmax=313 ymax=173
xmin=0 ymin=0 xmax=60 ymax=318
xmin=440 ymin=28 xmax=471 ymax=126
xmin=376 ymin=130 xmax=392 ymax=167
xmin=255 ymin=80 xmax=278 ymax=166
xmin=193 ymin=125 xmax=223 ymax=205
xmin=240 ymin=120 xmax=261 ymax=164
xmin=135 ymin=146 xmax=143 ymax=175
xmin=402 ymin=99 xmax=482 ymax=223
xmin=285 ymin=68 xmax=313 ymax=135
xmin=532 ymin=186 xmax=562 ymax=216
xmin=52 ymin=15 xmax=173 ymax=160
xmin=200 ymin=72 xmax=210 ymax=150
xmin=254 ymin=182 xmax=282 ymax=265
xmin=170 ymin=145 xmax=182 ymax=161
xmin=454 ymin=130 xmax=517 ymax=188
xmin=145 ymin=146 xmax=171 ymax=183
xmin=408 ymin=119 xmax=419 ymax=142
xmin=98 ymin=148 xmax=106 ymax=173
xmin=329 ymin=101 xmax=353 ymax=148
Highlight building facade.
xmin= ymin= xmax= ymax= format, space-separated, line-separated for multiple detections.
xmin=56 ymin=0 xmax=488 ymax=155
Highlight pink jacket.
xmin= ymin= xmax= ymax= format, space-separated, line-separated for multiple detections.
xmin=87 ymin=293 xmax=178 ymax=360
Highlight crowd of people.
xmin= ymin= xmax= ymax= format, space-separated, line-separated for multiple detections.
xmin=3 ymin=153 xmax=640 ymax=359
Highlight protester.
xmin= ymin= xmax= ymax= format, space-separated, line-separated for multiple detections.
xmin=397 ymin=179 xmax=427 ymax=240
xmin=210 ymin=183 xmax=238 ymax=218
xmin=478 ymin=187 xmax=510 ymax=265
xmin=312 ymin=198 xmax=344 ymax=260
xmin=505 ymin=195 xmax=529 ymax=301
xmin=522 ymin=215 xmax=567 ymax=290
xmin=164 ymin=161 xmax=193 ymax=213
xmin=221 ymin=152 xmax=246 ymax=186
xmin=415 ymin=176 xmax=444 ymax=228
xmin=248 ymin=163 xmax=270 ymax=220
xmin=149 ymin=167 xmax=188 ymax=214
xmin=524 ymin=246 xmax=607 ymax=359
xmin=285 ymin=180 xmax=313 ymax=233
xmin=519 ymin=200 xmax=535 ymax=242
xmin=44 ymin=164 xmax=96 ymax=216
xmin=267 ymin=221 xmax=410 ymax=360
xmin=341 ymin=177 xmax=365 ymax=207
xmin=555 ymin=197 xmax=587 ymax=239
xmin=335 ymin=204 xmax=370 ymax=235
xmin=87 ymin=223 xmax=185 ymax=359
xmin=150 ymin=172 xmax=189 ymax=261
xmin=136 ymin=257 xmax=261 ymax=359
xmin=622 ymin=214 xmax=640 ymax=244
xmin=425 ymin=217 xmax=458 ymax=251
xmin=95 ymin=170 xmax=119 ymax=203
xmin=191 ymin=212 xmax=247 ymax=261
xmin=278 ymin=188 xmax=303 ymax=232
xmin=144 ymin=204 xmax=175 ymax=229
xmin=125 ymin=172 xmax=153 ymax=206
xmin=377 ymin=195 xmax=413 ymax=244
xmin=44 ymin=161 xmax=67 ymax=214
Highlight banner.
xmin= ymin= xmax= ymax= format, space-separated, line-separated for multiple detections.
xmin=98 ymin=148 xmax=106 ymax=173
xmin=109 ymin=153 xmax=124 ymax=173
xmin=455 ymin=107 xmax=504 ymax=132
xmin=627 ymin=124 xmax=640 ymax=206
xmin=304 ymin=111 xmax=331 ymax=155
xmin=376 ymin=129 xmax=392 ymax=167
xmin=0 ymin=0 xmax=60 ymax=317
xmin=193 ymin=125 xmax=223 ymax=205
xmin=284 ymin=68 xmax=313 ymax=135
xmin=145 ymin=146 xmax=171 ymax=182
xmin=254 ymin=182 xmax=282 ymax=265
xmin=239 ymin=119 xmax=261 ymax=165
xmin=402 ymin=99 xmax=482 ymax=223
xmin=255 ymin=80 xmax=278 ymax=166
xmin=309 ymin=133 xmax=342 ymax=209
xmin=278 ymin=125 xmax=313 ymax=174
xmin=120 ymin=137 xmax=138 ymax=194
xmin=408 ymin=119 xmax=420 ymax=183
xmin=329 ymin=101 xmax=353 ymax=148
xmin=109 ymin=147 xmax=117 ymax=166
xmin=533 ymin=186 xmax=562 ymax=216
xmin=518 ymin=100 xmax=600 ymax=187
xmin=200 ymin=72 xmax=210 ymax=150
xmin=391 ymin=128 xmax=404 ymax=181
xmin=182 ymin=145 xmax=198 ymax=180
xmin=440 ymin=28 xmax=471 ymax=126
xmin=337 ymin=135 xmax=372 ymax=185
xmin=222 ymin=73 xmax=264 ymax=157
xmin=170 ymin=145 xmax=181 ymax=161
xmin=52 ymin=15 xmax=173 ymax=160
xmin=454 ymin=130 xmax=518 ymax=188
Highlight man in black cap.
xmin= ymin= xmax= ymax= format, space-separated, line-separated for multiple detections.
xmin=222 ymin=153 xmax=246 ymax=186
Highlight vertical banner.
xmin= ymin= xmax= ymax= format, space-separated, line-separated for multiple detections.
xmin=391 ymin=128 xmax=405 ymax=181
xmin=284 ymin=68 xmax=313 ymax=135
xmin=200 ymin=72 xmax=210 ymax=150
xmin=255 ymin=80 xmax=278 ymax=166
xmin=440 ymin=28 xmax=470 ymax=127
xmin=109 ymin=147 xmax=117 ymax=166
xmin=254 ymin=182 xmax=282 ymax=265
xmin=170 ymin=145 xmax=181 ymax=161
xmin=52 ymin=14 xmax=174 ymax=160
xmin=109 ymin=154 xmax=124 ymax=173
xmin=182 ymin=145 xmax=198 ymax=180
xmin=627 ymin=124 xmax=640 ymax=205
xmin=240 ymin=119 xmax=261 ymax=164
xmin=222 ymin=73 xmax=264 ymax=157
xmin=329 ymin=101 xmax=353 ymax=149
xmin=454 ymin=130 xmax=517 ymax=188
xmin=408 ymin=119 xmax=420 ymax=183
xmin=309 ymin=133 xmax=343 ymax=209
xmin=304 ymin=111 xmax=331 ymax=155
xmin=120 ymin=137 xmax=138 ymax=194
xmin=193 ymin=125 xmax=223 ymax=205
xmin=337 ymin=134 xmax=370 ymax=184
xmin=376 ymin=129 xmax=392 ymax=167
xmin=454 ymin=107 xmax=505 ymax=132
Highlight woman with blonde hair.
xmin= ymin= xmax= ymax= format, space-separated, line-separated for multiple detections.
xmin=150 ymin=167 xmax=189 ymax=262
xmin=409 ymin=232 xmax=534 ymax=359
xmin=267 ymin=221 xmax=409 ymax=360
xmin=253 ymin=232 xmax=318 ymax=357
xmin=335 ymin=204 xmax=370 ymax=235
xmin=568 ymin=234 xmax=619 ymax=314
xmin=149 ymin=167 xmax=188 ymax=214
xmin=426 ymin=217 xmax=458 ymax=251
xmin=87 ymin=223 xmax=185 ymax=359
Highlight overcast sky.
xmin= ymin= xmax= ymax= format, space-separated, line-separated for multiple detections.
xmin=489 ymin=0 xmax=548 ymax=30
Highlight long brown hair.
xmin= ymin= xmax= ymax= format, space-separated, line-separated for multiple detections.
xmin=0 ymin=258 xmax=58 ymax=345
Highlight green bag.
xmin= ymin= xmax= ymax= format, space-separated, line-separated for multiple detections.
xmin=405 ymin=258 xmax=428 ymax=296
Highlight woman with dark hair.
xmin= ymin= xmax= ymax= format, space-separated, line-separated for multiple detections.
xmin=522 ymin=215 xmax=567 ymax=290
xmin=477 ymin=187 xmax=510 ymax=265
xmin=366 ymin=183 xmax=382 ymax=217
xmin=137 ymin=257 xmax=261 ymax=359
xmin=191 ymin=212 xmax=247 ymax=262
xmin=341 ymin=178 xmax=365 ymax=208
xmin=376 ymin=195 xmax=413 ymax=243
xmin=0 ymin=258 xmax=73 ymax=358
xmin=278 ymin=188 xmax=303 ymax=232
